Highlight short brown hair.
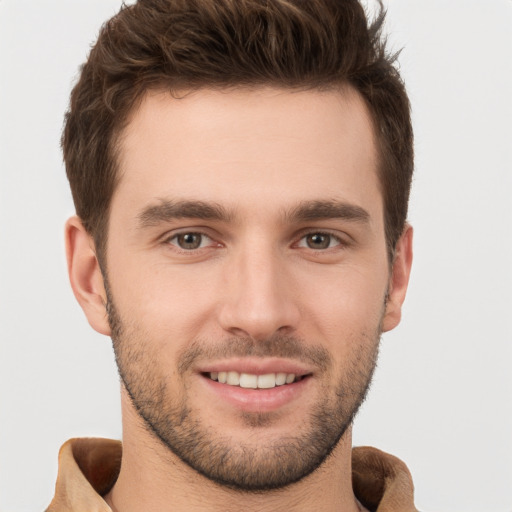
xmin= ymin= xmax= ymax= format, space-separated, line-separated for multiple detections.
xmin=63 ymin=0 xmax=413 ymax=261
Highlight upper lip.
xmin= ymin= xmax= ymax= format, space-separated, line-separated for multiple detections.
xmin=196 ymin=357 xmax=313 ymax=377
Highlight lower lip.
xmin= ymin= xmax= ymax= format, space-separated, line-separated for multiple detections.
xmin=200 ymin=374 xmax=311 ymax=413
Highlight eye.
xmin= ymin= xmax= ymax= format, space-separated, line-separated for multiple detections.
xmin=168 ymin=232 xmax=212 ymax=250
xmin=297 ymin=232 xmax=342 ymax=250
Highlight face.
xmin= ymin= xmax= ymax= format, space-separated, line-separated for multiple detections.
xmin=71 ymin=86 xmax=412 ymax=491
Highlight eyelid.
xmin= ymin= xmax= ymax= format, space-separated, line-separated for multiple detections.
xmin=161 ymin=225 xmax=216 ymax=241
xmin=294 ymin=230 xmax=349 ymax=250
xmin=170 ymin=232 xmax=211 ymax=246
xmin=162 ymin=228 xmax=221 ymax=251
xmin=159 ymin=227 xmax=349 ymax=251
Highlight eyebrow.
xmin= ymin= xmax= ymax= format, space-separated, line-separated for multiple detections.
xmin=138 ymin=199 xmax=233 ymax=228
xmin=285 ymin=200 xmax=370 ymax=224
xmin=137 ymin=198 xmax=370 ymax=229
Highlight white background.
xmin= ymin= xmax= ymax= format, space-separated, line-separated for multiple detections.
xmin=0 ymin=1 xmax=511 ymax=511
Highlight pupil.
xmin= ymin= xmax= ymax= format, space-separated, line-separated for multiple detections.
xmin=308 ymin=234 xmax=329 ymax=249
xmin=179 ymin=233 xmax=201 ymax=249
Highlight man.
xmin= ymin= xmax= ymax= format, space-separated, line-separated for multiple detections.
xmin=47 ymin=0 xmax=415 ymax=510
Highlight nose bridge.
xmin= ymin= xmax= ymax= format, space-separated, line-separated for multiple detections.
xmin=218 ymin=237 xmax=299 ymax=339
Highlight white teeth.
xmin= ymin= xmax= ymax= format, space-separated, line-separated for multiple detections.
xmin=276 ymin=372 xmax=287 ymax=386
xmin=258 ymin=373 xmax=276 ymax=389
xmin=227 ymin=371 xmax=240 ymax=386
xmin=209 ymin=371 xmax=299 ymax=388
xmin=239 ymin=373 xmax=258 ymax=389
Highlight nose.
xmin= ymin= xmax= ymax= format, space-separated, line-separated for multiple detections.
xmin=217 ymin=244 xmax=300 ymax=340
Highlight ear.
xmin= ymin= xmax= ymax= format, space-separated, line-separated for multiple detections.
xmin=381 ymin=224 xmax=413 ymax=333
xmin=65 ymin=216 xmax=111 ymax=336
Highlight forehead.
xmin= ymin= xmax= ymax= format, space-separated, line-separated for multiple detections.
xmin=114 ymin=86 xmax=381 ymax=222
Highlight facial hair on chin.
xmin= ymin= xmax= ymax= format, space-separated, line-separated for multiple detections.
xmin=106 ymin=284 xmax=381 ymax=492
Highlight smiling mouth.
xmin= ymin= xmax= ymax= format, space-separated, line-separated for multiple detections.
xmin=204 ymin=371 xmax=309 ymax=389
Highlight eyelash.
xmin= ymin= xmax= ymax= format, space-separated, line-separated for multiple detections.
xmin=295 ymin=231 xmax=344 ymax=250
xmin=164 ymin=230 xmax=346 ymax=253
xmin=165 ymin=232 xmax=217 ymax=252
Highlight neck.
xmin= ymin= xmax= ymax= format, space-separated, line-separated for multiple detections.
xmin=105 ymin=392 xmax=361 ymax=512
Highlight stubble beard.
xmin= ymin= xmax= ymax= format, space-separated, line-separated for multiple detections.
xmin=106 ymin=289 xmax=381 ymax=492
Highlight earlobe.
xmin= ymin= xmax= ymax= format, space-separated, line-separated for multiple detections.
xmin=65 ymin=216 xmax=111 ymax=336
xmin=382 ymin=224 xmax=413 ymax=333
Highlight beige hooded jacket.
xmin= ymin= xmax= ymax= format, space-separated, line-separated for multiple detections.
xmin=46 ymin=438 xmax=418 ymax=512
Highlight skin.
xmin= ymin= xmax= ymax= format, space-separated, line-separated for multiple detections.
xmin=66 ymin=86 xmax=413 ymax=512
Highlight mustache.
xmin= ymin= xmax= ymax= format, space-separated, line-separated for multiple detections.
xmin=177 ymin=334 xmax=332 ymax=375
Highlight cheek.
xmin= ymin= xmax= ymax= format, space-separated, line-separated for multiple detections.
xmin=109 ymin=257 xmax=221 ymax=339
xmin=296 ymin=263 xmax=388 ymax=343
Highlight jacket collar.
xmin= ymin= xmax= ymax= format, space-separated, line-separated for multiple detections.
xmin=47 ymin=438 xmax=417 ymax=512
